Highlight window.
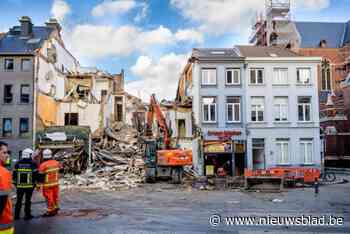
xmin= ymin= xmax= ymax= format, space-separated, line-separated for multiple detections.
xmin=202 ymin=97 xmax=216 ymax=122
xmin=76 ymin=85 xmax=89 ymax=99
xmin=64 ymin=113 xmax=78 ymax=125
xmin=273 ymin=97 xmax=288 ymax=121
xmin=250 ymin=68 xmax=264 ymax=84
xmin=177 ymin=119 xmax=186 ymax=138
xmin=2 ymin=118 xmax=12 ymax=137
xmin=4 ymin=85 xmax=13 ymax=104
xmin=101 ymin=90 xmax=107 ymax=102
xmin=115 ymin=96 xmax=123 ymax=122
xmin=20 ymin=84 xmax=30 ymax=103
xmin=226 ymin=68 xmax=240 ymax=85
xmin=273 ymin=68 xmax=288 ymax=84
xmin=297 ymin=68 xmax=311 ymax=84
xmin=21 ymin=59 xmax=31 ymax=71
xmin=321 ymin=60 xmax=331 ymax=91
xmin=251 ymin=97 xmax=264 ymax=122
xmin=300 ymin=139 xmax=313 ymax=164
xmin=298 ymin=97 xmax=312 ymax=122
xmin=226 ymin=96 xmax=240 ymax=122
xmin=19 ymin=118 xmax=29 ymax=135
xmin=4 ymin=59 xmax=14 ymax=71
xmin=276 ymin=139 xmax=289 ymax=164
xmin=201 ymin=68 xmax=216 ymax=85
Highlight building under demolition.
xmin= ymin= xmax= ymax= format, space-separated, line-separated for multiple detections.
xmin=0 ymin=16 xmax=146 ymax=159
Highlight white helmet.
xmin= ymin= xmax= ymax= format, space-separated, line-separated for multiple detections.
xmin=42 ymin=149 xmax=53 ymax=159
xmin=22 ymin=148 xmax=33 ymax=159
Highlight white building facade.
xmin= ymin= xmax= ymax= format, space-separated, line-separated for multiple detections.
xmin=237 ymin=46 xmax=322 ymax=170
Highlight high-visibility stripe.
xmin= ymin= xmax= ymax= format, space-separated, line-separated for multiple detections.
xmin=0 ymin=223 xmax=13 ymax=230
xmin=0 ymin=227 xmax=14 ymax=234
xmin=0 ymin=190 xmax=11 ymax=196
xmin=16 ymin=168 xmax=32 ymax=172
xmin=17 ymin=185 xmax=34 ymax=188
xmin=45 ymin=168 xmax=59 ymax=173
xmin=43 ymin=182 xmax=59 ymax=187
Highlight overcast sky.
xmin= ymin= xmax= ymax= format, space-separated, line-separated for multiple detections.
xmin=1 ymin=0 xmax=349 ymax=101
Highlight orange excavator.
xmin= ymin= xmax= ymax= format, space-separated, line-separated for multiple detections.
xmin=143 ymin=94 xmax=192 ymax=183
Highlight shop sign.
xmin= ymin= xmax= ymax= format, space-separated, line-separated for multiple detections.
xmin=204 ymin=141 xmax=232 ymax=153
xmin=207 ymin=130 xmax=241 ymax=140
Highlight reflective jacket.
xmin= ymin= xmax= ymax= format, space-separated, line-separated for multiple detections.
xmin=39 ymin=160 xmax=61 ymax=188
xmin=13 ymin=158 xmax=38 ymax=189
xmin=0 ymin=165 xmax=13 ymax=231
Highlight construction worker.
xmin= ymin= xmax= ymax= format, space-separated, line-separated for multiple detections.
xmin=13 ymin=148 xmax=38 ymax=220
xmin=38 ymin=149 xmax=61 ymax=217
xmin=0 ymin=141 xmax=14 ymax=234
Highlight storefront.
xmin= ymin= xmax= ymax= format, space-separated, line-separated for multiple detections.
xmin=203 ymin=131 xmax=245 ymax=177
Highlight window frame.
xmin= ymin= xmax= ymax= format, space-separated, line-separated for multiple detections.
xmin=226 ymin=96 xmax=241 ymax=123
xmin=2 ymin=118 xmax=13 ymax=137
xmin=4 ymin=58 xmax=14 ymax=72
xmin=298 ymin=96 xmax=312 ymax=122
xmin=201 ymin=68 xmax=217 ymax=86
xmin=273 ymin=68 xmax=288 ymax=85
xmin=300 ymin=139 xmax=313 ymax=165
xmin=20 ymin=84 xmax=30 ymax=104
xmin=276 ymin=139 xmax=289 ymax=165
xmin=249 ymin=68 xmax=264 ymax=85
xmin=225 ymin=68 xmax=241 ymax=85
xmin=202 ymin=97 xmax=217 ymax=123
xmin=21 ymin=58 xmax=31 ymax=72
xmin=3 ymin=84 xmax=13 ymax=104
xmin=321 ymin=61 xmax=331 ymax=91
xmin=273 ymin=97 xmax=288 ymax=122
xmin=296 ymin=68 xmax=311 ymax=85
xmin=251 ymin=97 xmax=265 ymax=122
xmin=19 ymin=117 xmax=29 ymax=136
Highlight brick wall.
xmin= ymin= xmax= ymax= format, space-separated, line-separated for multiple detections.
xmin=297 ymin=48 xmax=345 ymax=92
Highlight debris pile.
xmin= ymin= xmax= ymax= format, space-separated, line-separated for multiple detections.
xmin=58 ymin=123 xmax=146 ymax=191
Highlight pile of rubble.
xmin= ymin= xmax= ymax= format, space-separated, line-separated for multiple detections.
xmin=58 ymin=123 xmax=146 ymax=191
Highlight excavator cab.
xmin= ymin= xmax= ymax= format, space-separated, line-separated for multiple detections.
xmin=144 ymin=138 xmax=192 ymax=184
xmin=143 ymin=94 xmax=193 ymax=184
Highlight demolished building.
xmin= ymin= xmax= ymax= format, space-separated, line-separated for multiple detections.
xmin=0 ymin=16 xmax=147 ymax=161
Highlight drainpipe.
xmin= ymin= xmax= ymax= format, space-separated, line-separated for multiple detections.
xmin=32 ymin=54 xmax=39 ymax=150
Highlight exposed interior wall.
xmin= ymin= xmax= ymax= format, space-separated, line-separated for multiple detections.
xmin=37 ymin=93 xmax=58 ymax=128
xmin=57 ymin=102 xmax=101 ymax=132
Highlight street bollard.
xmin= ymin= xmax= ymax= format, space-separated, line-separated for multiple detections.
xmin=314 ymin=178 xmax=319 ymax=195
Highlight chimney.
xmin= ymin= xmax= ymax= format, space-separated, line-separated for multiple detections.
xmin=19 ymin=16 xmax=33 ymax=37
xmin=45 ymin=18 xmax=61 ymax=33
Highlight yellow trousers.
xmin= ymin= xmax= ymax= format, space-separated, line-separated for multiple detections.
xmin=0 ymin=228 xmax=14 ymax=234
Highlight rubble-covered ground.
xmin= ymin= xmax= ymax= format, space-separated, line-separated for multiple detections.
xmin=14 ymin=175 xmax=350 ymax=234
xmin=55 ymin=123 xmax=146 ymax=191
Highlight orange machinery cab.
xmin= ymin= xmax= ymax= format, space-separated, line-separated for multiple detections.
xmin=157 ymin=149 xmax=192 ymax=167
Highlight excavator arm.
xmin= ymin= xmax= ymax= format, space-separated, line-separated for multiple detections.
xmin=146 ymin=94 xmax=171 ymax=148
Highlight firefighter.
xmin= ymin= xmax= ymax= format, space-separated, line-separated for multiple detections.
xmin=13 ymin=148 xmax=38 ymax=220
xmin=0 ymin=141 xmax=14 ymax=234
xmin=39 ymin=149 xmax=61 ymax=217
